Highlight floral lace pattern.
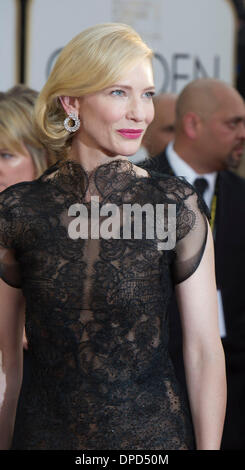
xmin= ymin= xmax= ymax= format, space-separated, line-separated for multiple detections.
xmin=0 ymin=159 xmax=209 ymax=449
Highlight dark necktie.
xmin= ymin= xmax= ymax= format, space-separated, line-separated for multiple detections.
xmin=193 ymin=177 xmax=208 ymax=198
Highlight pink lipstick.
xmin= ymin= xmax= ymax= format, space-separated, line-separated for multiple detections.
xmin=117 ymin=129 xmax=144 ymax=139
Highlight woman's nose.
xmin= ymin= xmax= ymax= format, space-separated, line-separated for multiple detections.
xmin=126 ymin=98 xmax=146 ymax=122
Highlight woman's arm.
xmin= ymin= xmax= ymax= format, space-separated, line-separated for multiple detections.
xmin=0 ymin=278 xmax=25 ymax=449
xmin=175 ymin=223 xmax=226 ymax=450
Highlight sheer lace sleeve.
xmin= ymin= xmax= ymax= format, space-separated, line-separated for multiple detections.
xmin=172 ymin=180 xmax=210 ymax=284
xmin=0 ymin=188 xmax=21 ymax=288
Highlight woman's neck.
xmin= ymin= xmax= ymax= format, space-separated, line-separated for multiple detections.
xmin=68 ymin=138 xmax=128 ymax=173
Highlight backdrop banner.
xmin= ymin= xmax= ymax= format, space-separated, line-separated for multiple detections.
xmin=0 ymin=0 xmax=19 ymax=90
xmin=23 ymin=0 xmax=237 ymax=93
xmin=1 ymin=0 xmax=237 ymax=92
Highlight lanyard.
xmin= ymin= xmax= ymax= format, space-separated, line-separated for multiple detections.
xmin=210 ymin=175 xmax=219 ymax=232
xmin=210 ymin=194 xmax=217 ymax=232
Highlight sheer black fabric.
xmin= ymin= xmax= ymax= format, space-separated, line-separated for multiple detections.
xmin=0 ymin=159 xmax=209 ymax=450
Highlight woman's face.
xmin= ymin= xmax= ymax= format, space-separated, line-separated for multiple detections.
xmin=76 ymin=59 xmax=155 ymax=158
xmin=0 ymin=146 xmax=35 ymax=192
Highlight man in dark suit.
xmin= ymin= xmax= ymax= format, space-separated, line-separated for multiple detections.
xmin=140 ymin=78 xmax=245 ymax=449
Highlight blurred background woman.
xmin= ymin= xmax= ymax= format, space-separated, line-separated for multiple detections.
xmin=0 ymin=84 xmax=54 ymax=192
xmin=0 ymin=84 xmax=55 ymax=344
xmin=0 ymin=85 xmax=55 ymax=436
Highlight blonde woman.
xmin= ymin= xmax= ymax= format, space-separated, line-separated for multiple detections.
xmin=0 ymin=85 xmax=54 ymax=191
xmin=0 ymin=24 xmax=226 ymax=450
xmin=0 ymin=85 xmax=55 ymax=348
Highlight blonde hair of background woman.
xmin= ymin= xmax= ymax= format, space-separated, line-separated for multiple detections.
xmin=34 ymin=22 xmax=153 ymax=159
xmin=0 ymin=85 xmax=55 ymax=177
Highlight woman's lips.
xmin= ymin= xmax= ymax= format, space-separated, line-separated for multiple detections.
xmin=117 ymin=129 xmax=144 ymax=139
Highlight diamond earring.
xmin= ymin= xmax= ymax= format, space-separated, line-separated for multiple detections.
xmin=64 ymin=112 xmax=80 ymax=133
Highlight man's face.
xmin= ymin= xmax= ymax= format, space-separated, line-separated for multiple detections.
xmin=199 ymin=91 xmax=245 ymax=171
xmin=142 ymin=95 xmax=176 ymax=157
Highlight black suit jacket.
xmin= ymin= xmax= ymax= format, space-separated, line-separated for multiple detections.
xmin=139 ymin=150 xmax=245 ymax=449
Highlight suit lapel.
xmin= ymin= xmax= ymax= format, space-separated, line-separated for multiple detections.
xmin=139 ymin=149 xmax=174 ymax=175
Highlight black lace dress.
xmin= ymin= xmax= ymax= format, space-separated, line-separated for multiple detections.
xmin=0 ymin=159 xmax=209 ymax=450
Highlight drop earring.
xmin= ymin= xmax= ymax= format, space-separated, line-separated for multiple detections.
xmin=64 ymin=112 xmax=80 ymax=133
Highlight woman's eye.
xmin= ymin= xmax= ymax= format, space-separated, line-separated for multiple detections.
xmin=0 ymin=153 xmax=14 ymax=159
xmin=143 ymin=91 xmax=155 ymax=99
xmin=111 ymin=90 xmax=125 ymax=97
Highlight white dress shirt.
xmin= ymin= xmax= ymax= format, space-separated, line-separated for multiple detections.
xmin=166 ymin=141 xmax=217 ymax=209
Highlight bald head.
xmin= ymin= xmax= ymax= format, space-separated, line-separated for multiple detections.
xmin=174 ymin=78 xmax=245 ymax=172
xmin=176 ymin=78 xmax=242 ymax=125
xmin=142 ymin=93 xmax=177 ymax=157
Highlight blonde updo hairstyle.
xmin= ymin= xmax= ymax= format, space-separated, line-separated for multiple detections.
xmin=34 ymin=23 xmax=153 ymax=159
xmin=0 ymin=85 xmax=54 ymax=176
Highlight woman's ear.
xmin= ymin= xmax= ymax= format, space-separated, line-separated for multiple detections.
xmin=59 ymin=96 xmax=80 ymax=116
